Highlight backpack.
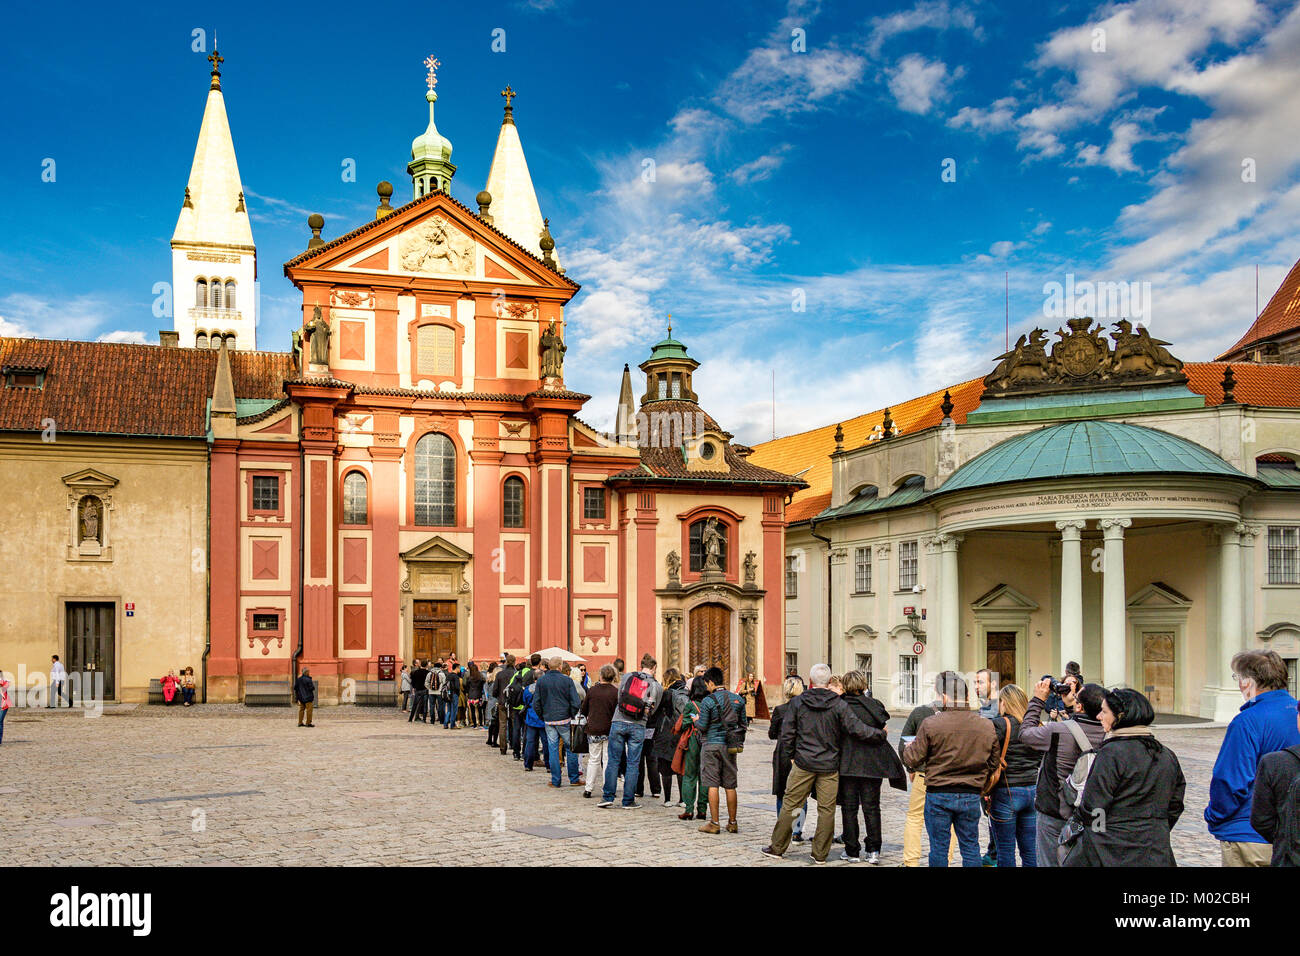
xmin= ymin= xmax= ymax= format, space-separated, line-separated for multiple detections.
xmin=618 ymin=672 xmax=652 ymax=721
xmin=506 ymin=669 xmax=529 ymax=708
xmin=982 ymin=716 xmax=1016 ymax=797
xmin=715 ymin=690 xmax=746 ymax=754
xmin=1059 ymin=720 xmax=1097 ymax=810
xmin=1272 ymin=748 xmax=1300 ymax=867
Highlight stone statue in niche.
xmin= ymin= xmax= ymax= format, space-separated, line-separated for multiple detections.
xmin=539 ymin=319 xmax=566 ymax=380
xmin=307 ymin=306 xmax=331 ymax=365
xmin=79 ymin=496 xmax=101 ymax=544
xmin=666 ymin=549 xmax=681 ymax=586
xmin=743 ymin=550 xmax=757 ymax=588
xmin=702 ymin=517 xmax=724 ymax=572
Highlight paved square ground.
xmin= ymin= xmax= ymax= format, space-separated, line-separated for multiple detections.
xmin=0 ymin=705 xmax=1228 ymax=866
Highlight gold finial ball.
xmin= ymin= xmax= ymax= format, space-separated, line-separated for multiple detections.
xmin=476 ymin=190 xmax=492 ymax=206
xmin=539 ymin=233 xmax=555 ymax=251
xmin=377 ymin=181 xmax=394 ymax=199
xmin=308 ymin=213 xmax=325 ymax=230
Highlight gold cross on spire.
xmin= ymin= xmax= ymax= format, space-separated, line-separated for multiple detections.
xmin=423 ymin=54 xmax=440 ymax=90
xmin=501 ymin=85 xmax=516 ymax=108
xmin=208 ymin=45 xmax=223 ymax=74
xmin=667 ymin=313 xmax=673 ymax=337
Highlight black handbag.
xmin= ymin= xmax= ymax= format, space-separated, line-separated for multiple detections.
xmin=569 ymin=717 xmax=589 ymax=755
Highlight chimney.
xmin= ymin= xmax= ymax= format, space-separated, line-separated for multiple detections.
xmin=159 ymin=330 xmax=180 ymax=347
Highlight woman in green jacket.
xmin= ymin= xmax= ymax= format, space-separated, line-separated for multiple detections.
xmin=677 ymin=681 xmax=710 ymax=820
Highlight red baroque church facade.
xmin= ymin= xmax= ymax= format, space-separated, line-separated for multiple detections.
xmin=204 ymin=85 xmax=803 ymax=703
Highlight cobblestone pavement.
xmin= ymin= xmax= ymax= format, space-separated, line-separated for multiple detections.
xmin=0 ymin=705 xmax=1228 ymax=867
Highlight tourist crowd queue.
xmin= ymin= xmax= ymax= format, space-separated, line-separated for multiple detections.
xmin=381 ymin=647 xmax=1300 ymax=867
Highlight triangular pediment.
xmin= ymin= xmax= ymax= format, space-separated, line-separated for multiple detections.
xmin=61 ymin=468 xmax=119 ymax=491
xmin=1127 ymin=581 xmax=1192 ymax=609
xmin=971 ymin=583 xmax=1039 ymax=611
xmin=284 ymin=192 xmax=577 ymax=292
xmin=401 ymin=534 xmax=472 ymax=563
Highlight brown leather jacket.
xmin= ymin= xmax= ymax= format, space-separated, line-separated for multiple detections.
xmin=902 ymin=705 xmax=999 ymax=793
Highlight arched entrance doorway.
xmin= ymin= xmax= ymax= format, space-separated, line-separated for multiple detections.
xmin=689 ymin=603 xmax=732 ymax=676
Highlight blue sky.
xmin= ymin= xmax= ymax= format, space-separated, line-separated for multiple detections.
xmin=3 ymin=0 xmax=1299 ymax=443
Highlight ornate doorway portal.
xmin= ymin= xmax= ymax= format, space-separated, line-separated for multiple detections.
xmin=689 ymin=603 xmax=731 ymax=676
xmin=413 ymin=600 xmax=457 ymax=662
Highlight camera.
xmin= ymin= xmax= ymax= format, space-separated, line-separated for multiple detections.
xmin=1041 ymin=674 xmax=1075 ymax=696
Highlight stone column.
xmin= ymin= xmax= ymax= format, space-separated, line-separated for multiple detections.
xmin=1239 ymin=524 xmax=1261 ymax=649
xmin=935 ymin=533 xmax=963 ymax=673
xmin=1218 ymin=525 xmax=1244 ymax=687
xmin=1099 ymin=517 xmax=1131 ymax=688
xmin=1055 ymin=520 xmax=1087 ymax=674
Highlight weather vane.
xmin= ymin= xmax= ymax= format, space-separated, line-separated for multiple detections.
xmin=424 ymin=54 xmax=440 ymax=90
xmin=667 ymin=313 xmax=673 ymax=337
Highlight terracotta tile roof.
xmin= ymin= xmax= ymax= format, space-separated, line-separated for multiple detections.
xmin=0 ymin=338 xmax=293 ymax=439
xmin=282 ymin=190 xmax=580 ymax=290
xmin=1185 ymin=361 xmax=1300 ymax=407
xmin=747 ymin=378 xmax=984 ymax=523
xmin=751 ymin=363 xmax=1300 ymax=526
xmin=1218 ymin=256 xmax=1300 ymax=359
xmin=606 ymin=399 xmax=806 ymax=488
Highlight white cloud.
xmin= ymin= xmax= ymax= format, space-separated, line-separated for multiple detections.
xmin=0 ymin=293 xmax=115 ymax=340
xmin=867 ymin=0 xmax=980 ymax=55
xmin=1075 ymin=120 xmax=1144 ymax=172
xmin=887 ymin=54 xmax=960 ymax=115
xmin=949 ymin=96 xmax=1017 ymax=133
xmin=96 ymin=330 xmax=149 ymax=344
xmin=729 ymin=147 xmax=792 ymax=184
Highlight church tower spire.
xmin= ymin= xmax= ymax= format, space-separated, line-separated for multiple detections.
xmin=170 ymin=42 xmax=258 ymax=351
xmin=484 ymin=86 xmax=560 ymax=270
xmin=616 ymin=363 xmax=636 ymax=444
xmin=408 ymin=55 xmax=456 ymax=200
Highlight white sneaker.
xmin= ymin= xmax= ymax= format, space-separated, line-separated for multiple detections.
xmin=838 ymin=851 xmax=859 ymax=863
xmin=865 ymin=851 xmax=880 ymax=865
xmin=596 ymin=801 xmax=614 ymax=808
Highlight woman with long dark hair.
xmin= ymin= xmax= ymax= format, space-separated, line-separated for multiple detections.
xmin=464 ymin=661 xmax=486 ymax=729
xmin=1061 ymin=687 xmax=1185 ymax=866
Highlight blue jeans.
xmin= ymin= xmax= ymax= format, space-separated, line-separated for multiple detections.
xmin=603 ymin=721 xmax=646 ymax=805
xmin=776 ymin=795 xmax=808 ymax=838
xmin=924 ymin=792 xmax=983 ymax=867
xmin=524 ymin=724 xmax=544 ymax=769
xmin=442 ymin=696 xmax=456 ymax=728
xmin=0 ymin=705 xmax=6 ymax=744
xmin=989 ymin=785 xmax=1038 ymax=867
xmin=544 ymin=723 xmax=580 ymax=785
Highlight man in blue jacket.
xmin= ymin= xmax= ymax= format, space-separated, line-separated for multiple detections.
xmin=533 ymin=657 xmax=582 ymax=787
xmin=1206 ymin=650 xmax=1300 ymax=865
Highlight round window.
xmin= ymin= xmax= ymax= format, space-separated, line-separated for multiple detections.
xmin=700 ymin=442 xmax=716 ymax=461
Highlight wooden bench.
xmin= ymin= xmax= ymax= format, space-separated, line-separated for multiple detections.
xmin=243 ymin=680 xmax=295 ymax=706
xmin=352 ymin=680 xmax=397 ymax=707
xmin=147 ymin=678 xmax=165 ymax=705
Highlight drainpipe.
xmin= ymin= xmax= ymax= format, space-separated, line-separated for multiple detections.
xmin=201 ymin=443 xmax=211 ymax=703
xmin=809 ymin=516 xmax=833 ymax=668
xmin=293 ymin=443 xmax=305 ymax=684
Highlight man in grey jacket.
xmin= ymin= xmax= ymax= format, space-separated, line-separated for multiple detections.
xmin=1019 ymin=678 xmax=1107 ymax=866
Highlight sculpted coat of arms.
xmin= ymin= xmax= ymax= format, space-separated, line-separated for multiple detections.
xmin=983 ymin=316 xmax=1183 ymax=398
xmin=398 ymin=216 xmax=474 ymax=275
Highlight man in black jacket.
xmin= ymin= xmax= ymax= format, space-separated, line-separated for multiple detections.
xmin=1251 ymin=704 xmax=1300 ymax=866
xmin=762 ymin=663 xmax=885 ymax=864
xmin=408 ymin=660 xmax=430 ymax=724
xmin=294 ymin=668 xmax=316 ymax=727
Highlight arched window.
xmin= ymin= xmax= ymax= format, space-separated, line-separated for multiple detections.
xmin=225 ymin=280 xmax=236 ymax=311
xmin=503 ymin=476 xmax=525 ymax=528
xmin=414 ymin=433 xmax=456 ymax=526
xmin=417 ymin=324 xmax=455 ymax=377
xmin=223 ymin=333 xmax=237 ymax=350
xmin=196 ymin=331 xmax=208 ymax=349
xmin=195 ymin=278 xmax=208 ymax=308
xmin=418 ymin=179 xmax=425 ymax=198
xmin=689 ymin=517 xmax=727 ymax=573
xmin=210 ymin=334 xmax=222 ymax=350
xmin=211 ymin=280 xmax=223 ymax=310
xmin=342 ymin=471 xmax=368 ymax=525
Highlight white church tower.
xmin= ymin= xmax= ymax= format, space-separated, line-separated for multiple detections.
xmin=170 ymin=45 xmax=257 ymax=350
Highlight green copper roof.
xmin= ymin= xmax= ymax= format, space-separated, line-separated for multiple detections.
xmin=818 ymin=474 xmax=930 ymax=521
xmin=1257 ymin=463 xmax=1300 ymax=489
xmin=938 ymin=421 xmax=1248 ymax=495
xmin=410 ymin=91 xmax=454 ymax=165
xmin=647 ymin=334 xmax=690 ymax=362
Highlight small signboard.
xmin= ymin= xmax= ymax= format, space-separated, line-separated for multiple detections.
xmin=377 ymin=655 xmax=396 ymax=681
xmin=913 ymin=641 xmax=925 ymax=656
xmin=125 ymin=602 xmax=135 ymax=618
xmin=902 ymin=605 xmax=915 ymax=616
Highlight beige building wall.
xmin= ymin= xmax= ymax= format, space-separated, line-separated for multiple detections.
xmin=0 ymin=435 xmax=208 ymax=703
